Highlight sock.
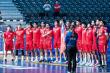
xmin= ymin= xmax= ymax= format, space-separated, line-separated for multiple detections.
xmin=15 ymin=56 xmax=18 ymax=61
xmin=40 ymin=56 xmax=43 ymax=60
xmin=50 ymin=57 xmax=53 ymax=60
xmin=45 ymin=56 xmax=47 ymax=60
xmin=35 ymin=56 xmax=38 ymax=60
xmin=26 ymin=56 xmax=29 ymax=61
xmin=31 ymin=57 xmax=33 ymax=61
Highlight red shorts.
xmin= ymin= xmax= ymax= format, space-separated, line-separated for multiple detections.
xmin=86 ymin=44 xmax=92 ymax=52
xmin=98 ymin=44 xmax=106 ymax=54
xmin=40 ymin=39 xmax=45 ymax=49
xmin=82 ymin=43 xmax=87 ymax=52
xmin=26 ymin=41 xmax=33 ymax=51
xmin=54 ymin=40 xmax=60 ymax=49
xmin=77 ymin=40 xmax=82 ymax=51
xmin=5 ymin=42 xmax=13 ymax=51
xmin=15 ymin=41 xmax=24 ymax=50
xmin=33 ymin=41 xmax=40 ymax=49
xmin=92 ymin=43 xmax=98 ymax=51
xmin=45 ymin=39 xmax=52 ymax=50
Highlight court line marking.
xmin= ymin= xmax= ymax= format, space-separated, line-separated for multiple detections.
xmin=0 ymin=64 xmax=39 ymax=69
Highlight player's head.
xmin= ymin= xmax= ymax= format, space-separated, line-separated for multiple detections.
xmin=96 ymin=19 xmax=100 ymax=25
xmin=28 ymin=22 xmax=33 ymax=28
xmin=91 ymin=20 xmax=95 ymax=26
xmin=59 ymin=19 xmax=64 ymax=25
xmin=41 ymin=22 xmax=45 ymax=27
xmin=71 ymin=22 xmax=75 ymax=26
xmin=76 ymin=19 xmax=81 ymax=26
xmin=66 ymin=21 xmax=71 ymax=27
xmin=33 ymin=22 xmax=38 ymax=28
xmin=87 ymin=23 xmax=91 ymax=28
xmin=99 ymin=21 xmax=104 ymax=26
xmin=54 ymin=20 xmax=59 ymax=27
xmin=17 ymin=24 xmax=22 ymax=30
xmin=7 ymin=25 xmax=12 ymax=32
xmin=82 ymin=23 xmax=86 ymax=28
xmin=46 ymin=23 xmax=50 ymax=28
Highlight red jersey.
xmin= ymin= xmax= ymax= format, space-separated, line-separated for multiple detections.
xmin=26 ymin=28 xmax=33 ymax=41
xmin=75 ymin=25 xmax=82 ymax=41
xmin=40 ymin=27 xmax=46 ymax=39
xmin=86 ymin=27 xmax=93 ymax=44
xmin=33 ymin=28 xmax=40 ymax=42
xmin=4 ymin=31 xmax=14 ymax=43
xmin=82 ymin=28 xmax=86 ymax=44
xmin=98 ymin=26 xmax=107 ymax=45
xmin=45 ymin=28 xmax=52 ymax=40
xmin=54 ymin=4 xmax=60 ymax=12
xmin=15 ymin=29 xmax=25 ymax=42
xmin=53 ymin=27 xmax=61 ymax=41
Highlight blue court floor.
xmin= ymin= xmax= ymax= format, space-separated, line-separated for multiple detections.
xmin=0 ymin=60 xmax=110 ymax=73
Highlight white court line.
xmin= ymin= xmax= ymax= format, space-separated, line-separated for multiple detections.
xmin=0 ymin=64 xmax=39 ymax=69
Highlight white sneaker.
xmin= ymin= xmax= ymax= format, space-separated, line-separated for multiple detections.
xmin=78 ymin=60 xmax=83 ymax=66
xmin=26 ymin=57 xmax=29 ymax=62
xmin=33 ymin=58 xmax=38 ymax=62
xmin=58 ymin=60 xmax=62 ymax=63
xmin=21 ymin=56 xmax=24 ymax=61
xmin=14 ymin=56 xmax=18 ymax=62
xmin=80 ymin=61 xmax=86 ymax=66
xmin=53 ymin=60 xmax=58 ymax=63
xmin=85 ymin=61 xmax=89 ymax=66
xmin=31 ymin=57 xmax=34 ymax=62
xmin=67 ymin=71 xmax=71 ymax=73
xmin=86 ymin=61 xmax=91 ymax=66
xmin=89 ymin=61 xmax=94 ymax=66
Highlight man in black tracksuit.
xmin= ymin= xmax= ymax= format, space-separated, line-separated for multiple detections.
xmin=65 ymin=30 xmax=78 ymax=73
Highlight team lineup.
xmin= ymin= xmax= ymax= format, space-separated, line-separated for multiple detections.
xmin=3 ymin=19 xmax=108 ymax=67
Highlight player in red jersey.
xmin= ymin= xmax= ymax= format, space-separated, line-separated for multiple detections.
xmin=15 ymin=24 xmax=25 ymax=62
xmin=74 ymin=20 xmax=83 ymax=65
xmin=43 ymin=23 xmax=53 ymax=61
xmin=98 ymin=21 xmax=108 ymax=66
xmin=3 ymin=25 xmax=15 ymax=61
xmin=32 ymin=22 xmax=40 ymax=62
xmin=25 ymin=23 xmax=33 ymax=62
xmin=85 ymin=23 xmax=93 ymax=66
xmin=53 ymin=20 xmax=61 ymax=62
xmin=39 ymin=22 xmax=46 ymax=62
xmin=80 ymin=23 xmax=87 ymax=65
xmin=90 ymin=21 xmax=100 ymax=66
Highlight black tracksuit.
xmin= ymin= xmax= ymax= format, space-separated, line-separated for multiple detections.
xmin=65 ymin=32 xmax=78 ymax=72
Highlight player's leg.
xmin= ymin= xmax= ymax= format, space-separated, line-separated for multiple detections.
xmin=11 ymin=50 xmax=15 ymax=61
xmin=15 ymin=50 xmax=18 ymax=62
xmin=39 ymin=49 xmax=44 ymax=62
xmin=26 ymin=44 xmax=29 ymax=62
xmin=15 ymin=43 xmax=19 ymax=62
xmin=49 ymin=49 xmax=53 ymax=61
xmin=20 ymin=42 xmax=25 ymax=61
xmin=103 ymin=53 xmax=107 ymax=66
xmin=21 ymin=49 xmax=24 ymax=61
xmin=54 ymin=48 xmax=59 ymax=63
xmin=93 ymin=51 xmax=99 ymax=66
xmin=31 ymin=50 xmax=34 ymax=62
xmin=26 ymin=50 xmax=29 ymax=62
xmin=44 ymin=49 xmax=48 ymax=61
xmin=4 ymin=44 xmax=8 ymax=61
xmin=4 ymin=50 xmax=8 ymax=61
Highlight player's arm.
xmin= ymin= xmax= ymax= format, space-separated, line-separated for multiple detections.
xmin=44 ymin=30 xmax=52 ymax=37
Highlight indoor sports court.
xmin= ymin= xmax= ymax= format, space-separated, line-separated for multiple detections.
xmin=0 ymin=0 xmax=110 ymax=73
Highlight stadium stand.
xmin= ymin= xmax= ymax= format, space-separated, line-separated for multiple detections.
xmin=12 ymin=0 xmax=110 ymax=23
